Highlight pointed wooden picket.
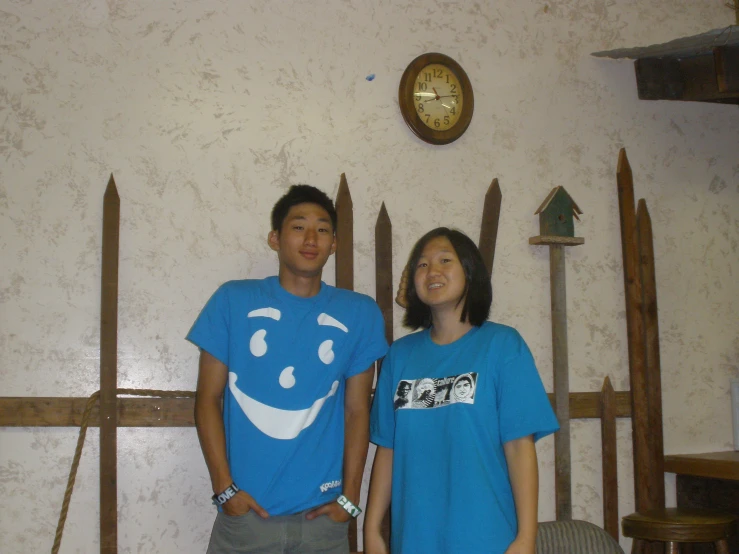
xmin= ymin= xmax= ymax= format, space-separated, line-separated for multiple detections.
xmin=617 ymin=149 xmax=652 ymax=514
xmin=477 ymin=178 xmax=502 ymax=277
xmin=100 ymin=174 xmax=120 ymax=554
xmin=637 ymin=199 xmax=665 ymax=509
xmin=375 ymin=203 xmax=393 ymax=347
xmin=335 ymin=174 xmax=354 ymax=291
xmin=600 ymin=376 xmax=618 ymax=541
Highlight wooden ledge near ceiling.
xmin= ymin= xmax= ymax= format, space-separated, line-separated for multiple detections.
xmin=592 ymin=26 xmax=739 ymax=105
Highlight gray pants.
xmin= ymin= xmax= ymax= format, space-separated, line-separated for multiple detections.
xmin=206 ymin=510 xmax=350 ymax=554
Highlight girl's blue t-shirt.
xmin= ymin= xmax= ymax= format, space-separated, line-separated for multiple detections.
xmin=370 ymin=322 xmax=559 ymax=554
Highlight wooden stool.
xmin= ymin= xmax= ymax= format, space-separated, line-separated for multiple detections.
xmin=622 ymin=508 xmax=737 ymax=553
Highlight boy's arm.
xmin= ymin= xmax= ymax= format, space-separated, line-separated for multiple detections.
xmin=194 ymin=349 xmax=268 ymax=518
xmin=306 ymin=364 xmax=374 ymax=522
xmin=503 ymin=435 xmax=538 ymax=554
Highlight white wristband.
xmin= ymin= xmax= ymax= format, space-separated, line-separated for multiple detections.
xmin=336 ymin=494 xmax=362 ymax=518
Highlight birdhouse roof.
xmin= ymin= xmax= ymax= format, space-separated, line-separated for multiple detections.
xmin=534 ymin=186 xmax=583 ymax=219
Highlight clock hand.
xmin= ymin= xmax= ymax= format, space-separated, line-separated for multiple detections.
xmin=432 ymin=87 xmax=441 ymax=100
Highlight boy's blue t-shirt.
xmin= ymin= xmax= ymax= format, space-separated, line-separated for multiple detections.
xmin=370 ymin=322 xmax=559 ymax=554
xmin=187 ymin=276 xmax=388 ymax=515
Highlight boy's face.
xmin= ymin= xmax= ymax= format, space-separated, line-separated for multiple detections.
xmin=268 ymin=203 xmax=336 ymax=279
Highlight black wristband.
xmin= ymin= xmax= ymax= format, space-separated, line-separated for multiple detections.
xmin=212 ymin=483 xmax=240 ymax=506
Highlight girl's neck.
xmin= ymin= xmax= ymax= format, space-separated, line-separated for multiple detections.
xmin=429 ymin=309 xmax=474 ymax=345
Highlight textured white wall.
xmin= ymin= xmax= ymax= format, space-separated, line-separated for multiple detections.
xmin=1 ymin=1 xmax=738 ymax=552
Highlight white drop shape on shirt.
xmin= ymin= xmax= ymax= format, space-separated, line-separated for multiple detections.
xmin=250 ymin=329 xmax=268 ymax=357
xmin=318 ymin=340 xmax=335 ymax=365
xmin=279 ymin=366 xmax=296 ymax=389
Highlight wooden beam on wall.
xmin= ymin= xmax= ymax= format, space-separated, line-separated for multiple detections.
xmin=0 ymin=390 xmax=632 ymax=427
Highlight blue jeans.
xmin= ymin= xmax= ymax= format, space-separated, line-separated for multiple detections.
xmin=206 ymin=509 xmax=350 ymax=554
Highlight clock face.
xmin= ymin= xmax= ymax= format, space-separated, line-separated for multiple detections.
xmin=398 ymin=53 xmax=474 ymax=145
xmin=413 ymin=63 xmax=463 ymax=131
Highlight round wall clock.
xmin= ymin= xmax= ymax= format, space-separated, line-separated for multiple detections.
xmin=398 ymin=52 xmax=474 ymax=145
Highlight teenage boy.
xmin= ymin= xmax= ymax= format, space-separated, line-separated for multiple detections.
xmin=188 ymin=185 xmax=388 ymax=553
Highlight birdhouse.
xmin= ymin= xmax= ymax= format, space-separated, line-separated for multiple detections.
xmin=535 ymin=186 xmax=582 ymax=238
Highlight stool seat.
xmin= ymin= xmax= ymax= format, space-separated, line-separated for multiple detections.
xmin=622 ymin=508 xmax=737 ymax=543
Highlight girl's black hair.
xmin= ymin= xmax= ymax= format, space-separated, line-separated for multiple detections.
xmin=403 ymin=227 xmax=492 ymax=329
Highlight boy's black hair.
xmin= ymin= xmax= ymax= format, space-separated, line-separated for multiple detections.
xmin=270 ymin=184 xmax=337 ymax=232
xmin=403 ymin=227 xmax=492 ymax=330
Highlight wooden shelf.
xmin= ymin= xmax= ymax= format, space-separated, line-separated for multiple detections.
xmin=665 ymin=451 xmax=739 ymax=481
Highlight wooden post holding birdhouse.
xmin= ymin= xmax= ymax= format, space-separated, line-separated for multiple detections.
xmin=529 ymin=186 xmax=584 ymax=521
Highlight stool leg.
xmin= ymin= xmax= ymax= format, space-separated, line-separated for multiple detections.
xmin=714 ymin=539 xmax=729 ymax=554
xmin=631 ymin=539 xmax=645 ymax=554
xmin=665 ymin=542 xmax=679 ymax=554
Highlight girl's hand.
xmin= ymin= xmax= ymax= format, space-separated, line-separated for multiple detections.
xmin=363 ymin=530 xmax=389 ymax=554
xmin=503 ymin=536 xmax=536 ymax=554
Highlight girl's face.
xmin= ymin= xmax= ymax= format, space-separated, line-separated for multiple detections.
xmin=413 ymin=236 xmax=467 ymax=312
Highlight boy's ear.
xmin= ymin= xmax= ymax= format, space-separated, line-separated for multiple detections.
xmin=268 ymin=230 xmax=280 ymax=252
xmin=330 ymin=234 xmax=337 ymax=255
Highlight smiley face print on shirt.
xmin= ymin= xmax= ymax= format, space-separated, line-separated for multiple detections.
xmin=228 ymin=307 xmax=350 ymax=440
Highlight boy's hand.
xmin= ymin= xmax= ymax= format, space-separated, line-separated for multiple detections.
xmin=395 ymin=265 xmax=409 ymax=308
xmin=305 ymin=500 xmax=352 ymax=523
xmin=222 ymin=490 xmax=269 ymax=519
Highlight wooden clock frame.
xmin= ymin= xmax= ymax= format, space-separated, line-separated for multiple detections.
xmin=398 ymin=52 xmax=475 ymax=145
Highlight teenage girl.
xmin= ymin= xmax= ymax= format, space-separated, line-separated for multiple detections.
xmin=364 ymin=227 xmax=559 ymax=554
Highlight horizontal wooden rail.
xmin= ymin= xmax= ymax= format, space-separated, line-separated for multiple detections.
xmin=0 ymin=391 xmax=632 ymax=427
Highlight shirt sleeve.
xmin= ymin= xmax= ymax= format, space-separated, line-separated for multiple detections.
xmin=185 ymin=283 xmax=231 ymax=366
xmin=497 ymin=329 xmax=559 ymax=444
xmin=369 ymin=349 xmax=397 ymax=449
xmin=345 ymin=296 xmax=390 ymax=378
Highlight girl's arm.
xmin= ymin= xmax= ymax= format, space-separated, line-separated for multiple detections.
xmin=503 ymin=435 xmax=538 ymax=554
xmin=363 ymin=446 xmax=394 ymax=554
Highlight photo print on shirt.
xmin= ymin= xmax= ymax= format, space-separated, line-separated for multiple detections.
xmin=394 ymin=372 xmax=477 ymax=410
